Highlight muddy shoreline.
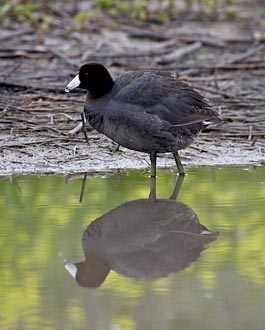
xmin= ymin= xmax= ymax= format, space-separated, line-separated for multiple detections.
xmin=1 ymin=2 xmax=264 ymax=175
xmin=1 ymin=132 xmax=264 ymax=176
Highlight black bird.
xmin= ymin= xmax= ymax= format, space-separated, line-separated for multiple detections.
xmin=64 ymin=176 xmax=219 ymax=288
xmin=65 ymin=63 xmax=221 ymax=176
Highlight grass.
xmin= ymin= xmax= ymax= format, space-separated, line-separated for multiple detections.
xmin=0 ymin=1 xmax=51 ymax=28
xmin=0 ymin=0 xmax=243 ymax=29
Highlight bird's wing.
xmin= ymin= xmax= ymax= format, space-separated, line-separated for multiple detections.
xmin=102 ymin=98 xmax=176 ymax=140
xmin=114 ymin=71 xmax=221 ymax=125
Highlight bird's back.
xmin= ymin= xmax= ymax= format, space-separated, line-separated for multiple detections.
xmin=85 ymin=70 xmax=220 ymax=153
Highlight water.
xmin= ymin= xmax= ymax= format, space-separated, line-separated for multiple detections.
xmin=0 ymin=166 xmax=265 ymax=330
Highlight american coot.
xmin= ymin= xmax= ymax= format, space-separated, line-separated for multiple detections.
xmin=64 ymin=177 xmax=218 ymax=288
xmin=65 ymin=63 xmax=221 ymax=176
xmin=64 ymin=199 xmax=218 ymax=287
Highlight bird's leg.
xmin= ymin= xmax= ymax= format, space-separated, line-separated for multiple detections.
xmin=149 ymin=152 xmax=157 ymax=201
xmin=169 ymin=174 xmax=185 ymax=200
xmin=109 ymin=143 xmax=120 ymax=153
xmin=173 ymin=152 xmax=186 ymax=176
xmin=150 ymin=151 xmax=157 ymax=178
xmin=79 ymin=173 xmax=87 ymax=203
xmin=149 ymin=175 xmax=156 ymax=202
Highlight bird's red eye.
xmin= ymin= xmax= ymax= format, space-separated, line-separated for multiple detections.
xmin=84 ymin=72 xmax=89 ymax=77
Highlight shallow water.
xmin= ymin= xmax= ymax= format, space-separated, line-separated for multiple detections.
xmin=0 ymin=166 xmax=265 ymax=330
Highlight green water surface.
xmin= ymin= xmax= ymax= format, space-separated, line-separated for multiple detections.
xmin=0 ymin=166 xmax=265 ymax=330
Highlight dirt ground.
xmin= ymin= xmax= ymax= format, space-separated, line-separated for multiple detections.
xmin=0 ymin=1 xmax=265 ymax=175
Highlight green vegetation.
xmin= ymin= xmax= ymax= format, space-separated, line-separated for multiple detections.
xmin=94 ymin=0 xmax=173 ymax=23
xmin=0 ymin=1 xmax=51 ymax=28
xmin=0 ymin=0 xmax=238 ymax=28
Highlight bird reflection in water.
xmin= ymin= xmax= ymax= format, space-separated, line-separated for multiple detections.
xmin=64 ymin=175 xmax=219 ymax=288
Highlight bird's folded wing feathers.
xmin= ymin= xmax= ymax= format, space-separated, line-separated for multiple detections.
xmin=114 ymin=72 xmax=221 ymax=126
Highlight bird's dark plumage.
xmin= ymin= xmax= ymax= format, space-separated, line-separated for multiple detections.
xmin=65 ymin=63 xmax=221 ymax=175
xmin=64 ymin=197 xmax=219 ymax=287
